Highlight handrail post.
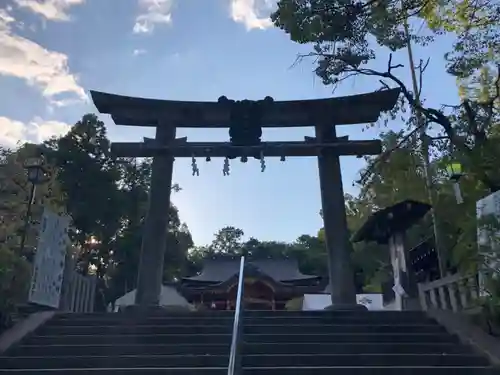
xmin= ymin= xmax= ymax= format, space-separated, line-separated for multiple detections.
xmin=228 ymin=256 xmax=245 ymax=375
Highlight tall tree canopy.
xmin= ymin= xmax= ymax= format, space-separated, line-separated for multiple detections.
xmin=272 ymin=0 xmax=500 ymax=191
xmin=0 ymin=114 xmax=195 ymax=311
xmin=44 ymin=114 xmax=123 ymax=276
xmin=271 ymin=0 xmax=500 ymax=307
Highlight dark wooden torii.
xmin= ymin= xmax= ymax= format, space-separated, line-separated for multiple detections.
xmin=90 ymin=88 xmax=400 ymax=309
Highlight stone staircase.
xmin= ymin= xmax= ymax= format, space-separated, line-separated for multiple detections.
xmin=0 ymin=310 xmax=497 ymax=374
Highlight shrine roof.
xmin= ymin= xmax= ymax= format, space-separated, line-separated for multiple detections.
xmin=89 ymin=88 xmax=401 ymax=128
xmin=351 ymin=200 xmax=431 ymax=244
xmin=183 ymin=255 xmax=319 ymax=283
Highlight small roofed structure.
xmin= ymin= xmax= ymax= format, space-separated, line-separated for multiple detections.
xmin=352 ymin=200 xmax=431 ymax=244
xmin=180 ymin=255 xmax=325 ymax=310
xmin=352 ymin=200 xmax=432 ymax=311
xmin=352 ymin=199 xmax=438 ymax=281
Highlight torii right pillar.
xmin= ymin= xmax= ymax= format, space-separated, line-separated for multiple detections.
xmin=313 ymin=89 xmax=401 ymax=309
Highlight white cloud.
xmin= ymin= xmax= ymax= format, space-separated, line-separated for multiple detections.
xmin=133 ymin=48 xmax=147 ymax=56
xmin=0 ymin=116 xmax=70 ymax=149
xmin=13 ymin=0 xmax=85 ymax=21
xmin=0 ymin=8 xmax=15 ymax=30
xmin=230 ymin=0 xmax=274 ymax=30
xmin=0 ymin=8 xmax=87 ymax=102
xmin=30 ymin=118 xmax=71 ymax=142
xmin=134 ymin=0 xmax=173 ymax=34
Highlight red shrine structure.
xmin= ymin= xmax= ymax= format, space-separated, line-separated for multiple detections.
xmin=179 ymin=255 xmax=325 ymax=310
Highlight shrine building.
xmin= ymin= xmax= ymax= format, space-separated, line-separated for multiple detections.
xmin=179 ymin=255 xmax=326 ymax=310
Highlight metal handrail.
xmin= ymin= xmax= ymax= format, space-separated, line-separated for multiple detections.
xmin=227 ymin=256 xmax=245 ymax=375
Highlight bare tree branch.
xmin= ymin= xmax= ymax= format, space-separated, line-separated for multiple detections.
xmin=312 ymin=53 xmax=500 ymax=191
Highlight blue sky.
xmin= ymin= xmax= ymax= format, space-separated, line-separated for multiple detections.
xmin=0 ymin=0 xmax=460 ymax=246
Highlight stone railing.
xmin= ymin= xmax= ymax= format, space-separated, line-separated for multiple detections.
xmin=418 ymin=273 xmax=479 ymax=312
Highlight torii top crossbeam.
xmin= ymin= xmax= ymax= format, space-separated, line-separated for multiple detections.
xmin=90 ymin=89 xmax=400 ymax=128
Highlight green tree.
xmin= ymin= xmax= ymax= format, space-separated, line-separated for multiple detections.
xmin=209 ymin=226 xmax=245 ymax=254
xmin=272 ymin=0 xmax=500 ymax=191
xmin=0 ymin=144 xmax=64 ymax=330
xmin=0 ymin=247 xmax=31 ymax=331
xmin=289 ymin=234 xmax=328 ymax=276
xmin=44 ymin=114 xmax=123 ymax=276
xmin=421 ymin=0 xmax=499 ymax=84
xmin=242 ymin=238 xmax=292 ymax=258
xmin=347 ymin=132 xmax=428 ymax=278
xmin=0 ymin=115 xmax=195 ymax=310
xmin=106 ymin=158 xmax=193 ymax=302
xmin=0 ymin=144 xmax=65 ymax=260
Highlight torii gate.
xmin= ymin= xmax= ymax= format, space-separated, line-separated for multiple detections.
xmin=90 ymin=88 xmax=400 ymax=310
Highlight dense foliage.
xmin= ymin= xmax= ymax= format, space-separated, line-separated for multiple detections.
xmin=0 ymin=114 xmax=193 ymax=317
xmin=272 ymin=0 xmax=500 ymax=191
xmin=271 ymin=0 xmax=500 ymax=321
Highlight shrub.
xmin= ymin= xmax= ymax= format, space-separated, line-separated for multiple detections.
xmin=0 ymin=247 xmax=31 ymax=332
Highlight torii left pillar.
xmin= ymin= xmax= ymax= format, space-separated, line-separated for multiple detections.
xmin=135 ymin=124 xmax=176 ymax=307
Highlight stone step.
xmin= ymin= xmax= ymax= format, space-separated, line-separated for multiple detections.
xmin=37 ymin=323 xmax=447 ymax=336
xmin=8 ymin=343 xmax=230 ymax=357
xmin=47 ymin=316 xmax=235 ymax=327
xmin=5 ymin=311 xmax=493 ymax=375
xmin=245 ymin=333 xmax=458 ymax=344
xmin=53 ymin=311 xmax=428 ymax=319
xmin=37 ymin=325 xmax=234 ymax=335
xmin=47 ymin=315 xmax=437 ymax=327
xmin=245 ymin=324 xmax=445 ymax=334
xmin=23 ymin=332 xmax=458 ymax=346
xmin=0 ymin=366 xmax=496 ymax=374
xmin=0 ymin=353 xmax=490 ymax=369
xmin=8 ymin=342 xmax=473 ymax=357
xmin=25 ymin=333 xmax=232 ymax=346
